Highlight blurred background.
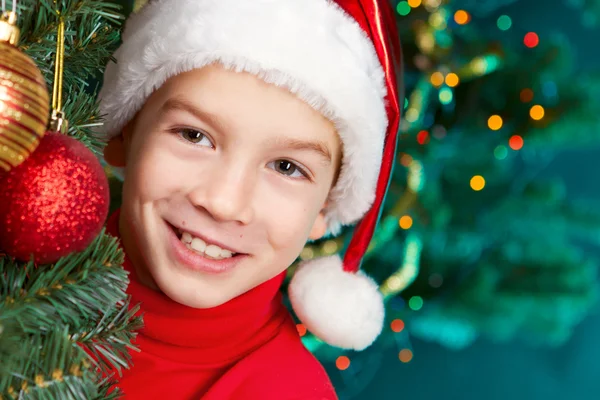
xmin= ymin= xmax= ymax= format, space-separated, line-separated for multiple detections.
xmin=124 ymin=0 xmax=600 ymax=398
xmin=2 ymin=0 xmax=599 ymax=398
xmin=314 ymin=1 xmax=600 ymax=398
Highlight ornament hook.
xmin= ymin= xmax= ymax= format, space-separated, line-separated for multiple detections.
xmin=0 ymin=0 xmax=19 ymax=46
xmin=49 ymin=14 xmax=68 ymax=134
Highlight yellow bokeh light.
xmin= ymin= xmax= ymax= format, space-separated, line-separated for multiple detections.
xmin=470 ymin=175 xmax=485 ymax=191
xmin=386 ymin=276 xmax=402 ymax=291
xmin=454 ymin=10 xmax=470 ymax=25
xmin=430 ymin=71 xmax=444 ymax=87
xmin=322 ymin=240 xmax=338 ymax=254
xmin=418 ymin=32 xmax=435 ymax=53
xmin=530 ymin=105 xmax=545 ymax=120
xmin=408 ymin=0 xmax=422 ymax=7
xmin=405 ymin=108 xmax=419 ymax=123
xmin=399 ymin=215 xmax=413 ymax=230
xmin=470 ymin=57 xmax=488 ymax=75
xmin=487 ymin=115 xmax=503 ymax=131
xmin=429 ymin=12 xmax=447 ymax=29
xmin=445 ymin=72 xmax=459 ymax=87
xmin=424 ymin=0 xmax=442 ymax=7
xmin=300 ymin=247 xmax=314 ymax=260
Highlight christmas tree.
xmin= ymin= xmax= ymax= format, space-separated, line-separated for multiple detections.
xmin=0 ymin=1 xmax=141 ymax=398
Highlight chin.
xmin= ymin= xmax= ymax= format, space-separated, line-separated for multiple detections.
xmin=153 ymin=272 xmax=236 ymax=309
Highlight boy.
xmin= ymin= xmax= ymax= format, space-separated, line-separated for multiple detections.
xmin=99 ymin=0 xmax=402 ymax=398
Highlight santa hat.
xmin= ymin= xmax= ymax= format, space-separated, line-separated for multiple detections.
xmin=97 ymin=0 xmax=403 ymax=351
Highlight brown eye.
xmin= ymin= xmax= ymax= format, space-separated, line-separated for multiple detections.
xmin=277 ymin=160 xmax=296 ymax=175
xmin=180 ymin=129 xmax=212 ymax=146
xmin=171 ymin=128 xmax=214 ymax=148
xmin=269 ymin=159 xmax=307 ymax=179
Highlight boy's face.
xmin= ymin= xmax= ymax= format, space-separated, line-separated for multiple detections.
xmin=106 ymin=64 xmax=342 ymax=308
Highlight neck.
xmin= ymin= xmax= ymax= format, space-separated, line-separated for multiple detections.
xmin=107 ymin=210 xmax=290 ymax=366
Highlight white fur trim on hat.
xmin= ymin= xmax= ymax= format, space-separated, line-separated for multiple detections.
xmin=288 ymin=255 xmax=384 ymax=350
xmin=97 ymin=0 xmax=388 ymax=235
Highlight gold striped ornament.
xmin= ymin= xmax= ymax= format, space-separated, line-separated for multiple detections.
xmin=0 ymin=11 xmax=50 ymax=172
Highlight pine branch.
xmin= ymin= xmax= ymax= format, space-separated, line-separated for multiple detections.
xmin=63 ymin=86 xmax=107 ymax=156
xmin=76 ymin=300 xmax=143 ymax=377
xmin=14 ymin=0 xmax=124 ymax=153
xmin=1 ymin=326 xmax=98 ymax=400
xmin=0 ymin=231 xmax=142 ymax=379
xmin=0 ymin=231 xmax=129 ymax=333
xmin=18 ymin=0 xmax=123 ymax=86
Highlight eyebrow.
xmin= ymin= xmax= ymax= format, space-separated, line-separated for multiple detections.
xmin=267 ymin=137 xmax=333 ymax=165
xmin=158 ymin=97 xmax=228 ymax=132
xmin=159 ymin=97 xmax=332 ymax=165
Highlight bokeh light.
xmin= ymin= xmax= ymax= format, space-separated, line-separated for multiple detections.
xmin=409 ymin=296 xmax=423 ymax=310
xmin=391 ymin=319 xmax=405 ymax=332
xmin=405 ymin=108 xmax=419 ymax=122
xmin=400 ymin=153 xmax=413 ymax=167
xmin=509 ymin=135 xmax=524 ymax=150
xmin=429 ymin=11 xmax=447 ymax=29
xmin=429 ymin=273 xmax=443 ymax=288
xmin=439 ymin=88 xmax=453 ymax=104
xmin=445 ymin=72 xmax=459 ymax=87
xmin=542 ymin=81 xmax=557 ymax=98
xmin=530 ymin=105 xmax=545 ymax=120
xmin=494 ymin=145 xmax=508 ymax=160
xmin=336 ymin=356 xmax=351 ymax=371
xmin=497 ymin=15 xmax=512 ymax=30
xmin=487 ymin=115 xmax=503 ymax=131
xmin=407 ymin=0 xmax=422 ymax=7
xmin=399 ymin=215 xmax=413 ymax=229
xmin=470 ymin=175 xmax=485 ymax=191
xmin=524 ymin=32 xmax=539 ymax=48
xmin=454 ymin=10 xmax=470 ymax=25
xmin=430 ymin=71 xmax=444 ymax=87
xmin=417 ymin=130 xmax=429 ymax=145
xmin=520 ymin=88 xmax=534 ymax=102
xmin=399 ymin=349 xmax=414 ymax=363
xmin=396 ymin=1 xmax=411 ymax=16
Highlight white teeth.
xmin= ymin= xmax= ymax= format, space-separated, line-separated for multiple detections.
xmin=190 ymin=237 xmax=207 ymax=253
xmin=220 ymin=249 xmax=233 ymax=258
xmin=205 ymin=244 xmax=221 ymax=258
xmin=178 ymin=229 xmax=235 ymax=259
xmin=181 ymin=232 xmax=193 ymax=244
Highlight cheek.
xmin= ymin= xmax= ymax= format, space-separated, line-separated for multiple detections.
xmin=260 ymin=194 xmax=322 ymax=255
xmin=125 ymin=135 xmax=189 ymax=201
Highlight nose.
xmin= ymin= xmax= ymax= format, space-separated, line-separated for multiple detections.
xmin=187 ymin=161 xmax=255 ymax=225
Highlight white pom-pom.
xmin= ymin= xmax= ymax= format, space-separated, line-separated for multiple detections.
xmin=288 ymin=255 xmax=384 ymax=351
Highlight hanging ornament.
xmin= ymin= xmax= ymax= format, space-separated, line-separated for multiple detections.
xmin=0 ymin=15 xmax=109 ymax=264
xmin=0 ymin=6 xmax=50 ymax=172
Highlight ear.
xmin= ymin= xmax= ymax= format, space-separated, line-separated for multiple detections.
xmin=103 ymin=135 xmax=127 ymax=167
xmin=103 ymin=122 xmax=134 ymax=168
xmin=308 ymin=211 xmax=328 ymax=241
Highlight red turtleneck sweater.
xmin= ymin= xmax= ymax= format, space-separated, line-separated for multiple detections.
xmin=105 ymin=210 xmax=337 ymax=399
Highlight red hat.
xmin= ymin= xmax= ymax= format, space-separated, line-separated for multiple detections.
xmin=98 ymin=0 xmax=402 ymax=351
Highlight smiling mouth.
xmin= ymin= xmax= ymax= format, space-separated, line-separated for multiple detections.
xmin=167 ymin=223 xmax=242 ymax=261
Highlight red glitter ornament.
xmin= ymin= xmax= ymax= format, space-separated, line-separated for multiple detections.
xmin=0 ymin=131 xmax=109 ymax=264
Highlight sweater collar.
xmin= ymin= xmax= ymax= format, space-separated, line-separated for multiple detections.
xmin=107 ymin=209 xmax=290 ymax=366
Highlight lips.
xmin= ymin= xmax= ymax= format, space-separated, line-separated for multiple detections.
xmin=165 ymin=221 xmax=248 ymax=274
